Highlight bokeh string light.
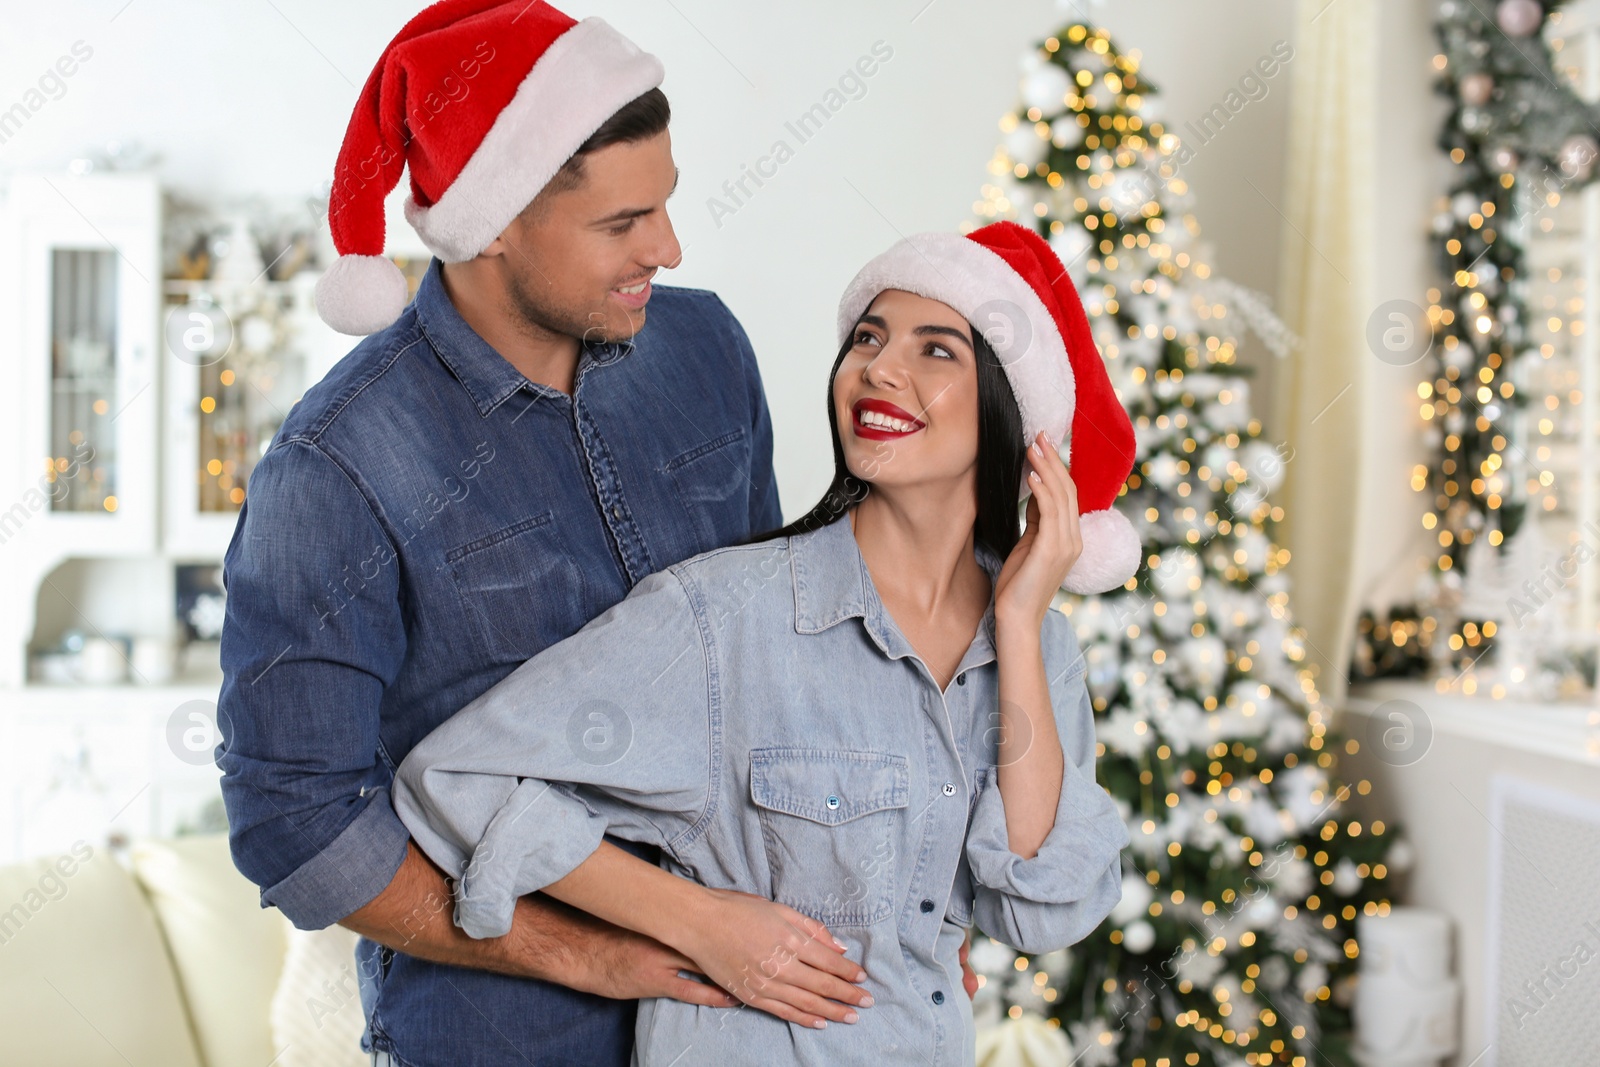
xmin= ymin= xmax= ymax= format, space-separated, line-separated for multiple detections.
xmin=1352 ymin=0 xmax=1600 ymax=694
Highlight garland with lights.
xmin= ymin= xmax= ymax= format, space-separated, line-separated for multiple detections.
xmin=965 ymin=23 xmax=1404 ymax=1067
xmin=1351 ymin=0 xmax=1600 ymax=689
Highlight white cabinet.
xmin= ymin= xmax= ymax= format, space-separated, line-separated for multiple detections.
xmin=0 ymin=170 xmax=366 ymax=682
xmin=160 ymin=272 xmax=340 ymax=560
xmin=3 ymin=173 xmax=162 ymax=558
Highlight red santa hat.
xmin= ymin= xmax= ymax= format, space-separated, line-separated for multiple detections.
xmin=315 ymin=0 xmax=664 ymax=335
xmin=836 ymin=220 xmax=1141 ymax=595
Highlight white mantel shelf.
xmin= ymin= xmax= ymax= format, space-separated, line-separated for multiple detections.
xmin=1342 ymin=678 xmax=1600 ymax=767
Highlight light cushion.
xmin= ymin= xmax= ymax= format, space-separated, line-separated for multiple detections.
xmin=129 ymin=834 xmax=289 ymax=1067
xmin=0 ymin=844 xmax=203 ymax=1067
xmin=269 ymin=916 xmax=368 ymax=1067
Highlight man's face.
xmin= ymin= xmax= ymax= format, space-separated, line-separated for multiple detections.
xmin=487 ymin=129 xmax=681 ymax=344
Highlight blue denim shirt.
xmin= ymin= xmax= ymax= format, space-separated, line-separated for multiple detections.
xmin=216 ymin=256 xmax=781 ymax=1066
xmin=393 ymin=511 xmax=1128 ymax=1067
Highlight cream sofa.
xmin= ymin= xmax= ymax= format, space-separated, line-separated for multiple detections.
xmin=0 ymin=833 xmax=363 ymax=1067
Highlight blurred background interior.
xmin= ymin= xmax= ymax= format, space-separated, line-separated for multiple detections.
xmin=1 ymin=1 xmax=1598 ymax=1066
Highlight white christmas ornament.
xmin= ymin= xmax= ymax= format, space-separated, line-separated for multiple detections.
xmin=1051 ymin=114 xmax=1084 ymax=149
xmin=1296 ymin=961 xmax=1330 ymax=997
xmin=1277 ymin=765 xmax=1331 ymax=831
xmin=1049 ymin=226 xmax=1094 ymax=282
xmin=1234 ymin=527 xmax=1272 ymax=571
xmin=1154 ymin=598 xmax=1196 ymax=639
xmin=1332 ymin=858 xmax=1362 ymax=896
xmin=1238 ymin=439 xmax=1288 ymax=493
xmin=1111 ymin=872 xmax=1153 ymax=924
xmin=1246 ymin=893 xmax=1281 ymax=928
xmin=1176 ymin=635 xmax=1227 ymax=697
xmin=1145 ymin=452 xmax=1183 ymax=491
xmin=1005 ymin=125 xmax=1050 ymax=169
xmin=969 ymin=937 xmax=1019 ymax=976
xmin=1021 ymin=63 xmax=1073 ymax=114
xmin=1122 ymin=920 xmax=1156 ymax=953
xmin=1177 ymin=948 xmax=1225 ymax=987
xmin=1150 ymin=546 xmax=1201 ymax=599
xmin=1098 ymin=706 xmax=1153 ymax=759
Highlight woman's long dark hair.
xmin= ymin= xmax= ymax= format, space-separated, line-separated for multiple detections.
xmin=738 ymin=311 xmax=1028 ymax=562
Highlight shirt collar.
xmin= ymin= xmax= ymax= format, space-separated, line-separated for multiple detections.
xmin=789 ymin=509 xmax=1005 ymax=665
xmin=412 ymin=256 xmax=633 ymax=418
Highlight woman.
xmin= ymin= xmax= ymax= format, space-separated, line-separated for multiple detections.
xmin=393 ymin=220 xmax=1140 ymax=1065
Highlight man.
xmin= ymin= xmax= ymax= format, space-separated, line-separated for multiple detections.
xmin=216 ymin=2 xmax=778 ymax=1064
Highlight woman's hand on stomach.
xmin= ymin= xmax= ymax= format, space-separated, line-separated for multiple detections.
xmin=675 ymin=887 xmax=875 ymax=1030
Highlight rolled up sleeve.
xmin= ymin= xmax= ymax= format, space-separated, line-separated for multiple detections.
xmin=217 ymin=438 xmax=410 ymax=930
xmin=968 ymin=611 xmax=1129 ymax=954
xmin=393 ymin=567 xmax=713 ymax=940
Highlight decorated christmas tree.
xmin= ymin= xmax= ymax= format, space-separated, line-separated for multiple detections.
xmin=964 ymin=23 xmax=1407 ymax=1067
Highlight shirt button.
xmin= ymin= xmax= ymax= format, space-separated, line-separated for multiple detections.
xmin=931 ymin=990 xmax=945 ymax=1005
xmin=956 ymin=673 xmax=966 ymax=686
xmin=825 ymin=794 xmax=840 ymax=810
xmin=611 ymin=504 xmax=623 ymax=519
xmin=920 ymin=899 xmax=934 ymax=913
xmin=942 ymin=782 xmax=956 ymax=796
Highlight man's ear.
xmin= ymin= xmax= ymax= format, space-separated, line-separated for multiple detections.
xmin=479 ymin=210 xmax=531 ymax=260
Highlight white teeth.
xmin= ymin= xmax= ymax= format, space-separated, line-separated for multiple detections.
xmin=860 ymin=410 xmax=917 ymax=433
xmin=617 ymin=282 xmax=646 ymax=294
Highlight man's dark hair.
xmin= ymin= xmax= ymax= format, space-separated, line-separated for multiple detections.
xmin=538 ymin=88 xmax=671 ymax=200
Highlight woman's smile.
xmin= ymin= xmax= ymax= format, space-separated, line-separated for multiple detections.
xmin=851 ymin=397 xmax=927 ymax=440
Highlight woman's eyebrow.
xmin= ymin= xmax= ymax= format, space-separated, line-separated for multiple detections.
xmin=857 ymin=315 xmax=973 ymax=351
xmin=912 ymin=324 xmax=973 ymax=349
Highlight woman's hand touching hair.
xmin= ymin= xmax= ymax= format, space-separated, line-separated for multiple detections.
xmin=994 ymin=430 xmax=1083 ymax=631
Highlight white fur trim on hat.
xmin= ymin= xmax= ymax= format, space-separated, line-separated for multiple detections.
xmin=836 ymin=232 xmax=1076 ymax=457
xmin=404 ymin=17 xmax=665 ymax=262
xmin=1063 ymin=507 xmax=1141 ymax=594
xmin=314 ymin=254 xmax=411 ymax=336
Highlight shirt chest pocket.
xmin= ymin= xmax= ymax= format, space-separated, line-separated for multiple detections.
xmin=662 ymin=427 xmax=751 ymax=554
xmin=444 ymin=510 xmax=589 ymax=664
xmin=749 ymin=748 xmax=909 ymax=928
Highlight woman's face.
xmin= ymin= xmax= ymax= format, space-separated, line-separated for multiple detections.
xmin=833 ymin=288 xmax=981 ymax=495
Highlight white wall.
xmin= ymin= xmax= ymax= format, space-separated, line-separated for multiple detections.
xmin=0 ymin=0 xmax=1297 ymax=521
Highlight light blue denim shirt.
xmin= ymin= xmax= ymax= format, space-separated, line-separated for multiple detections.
xmin=393 ymin=509 xmax=1128 ymax=1066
